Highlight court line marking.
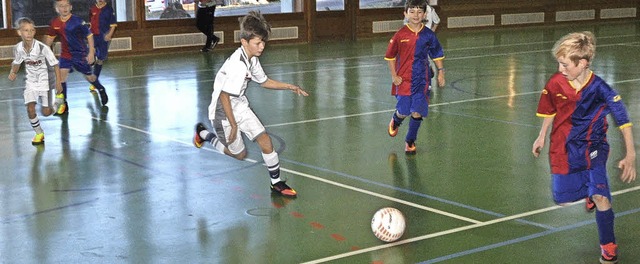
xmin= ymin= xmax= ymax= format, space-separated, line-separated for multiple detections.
xmin=419 ymin=205 xmax=640 ymax=263
xmin=301 ymin=185 xmax=640 ymax=264
xmin=84 ymin=113 xmax=481 ymax=224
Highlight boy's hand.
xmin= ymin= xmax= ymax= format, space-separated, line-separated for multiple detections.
xmin=532 ymin=137 xmax=544 ymax=157
xmin=618 ymin=156 xmax=637 ymax=183
xmin=392 ymin=75 xmax=402 ymax=86
xmin=289 ymin=85 xmax=309 ymax=96
xmin=55 ymin=83 xmax=63 ymax=94
xmin=437 ymin=72 xmax=445 ymax=88
xmin=228 ymin=125 xmax=238 ymax=143
xmin=8 ymin=72 xmax=16 ymax=81
xmin=87 ymin=54 xmax=95 ymax=65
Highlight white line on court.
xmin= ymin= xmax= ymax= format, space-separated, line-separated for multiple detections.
xmin=301 ymin=185 xmax=640 ymax=264
xmin=82 ymin=113 xmax=482 ymax=224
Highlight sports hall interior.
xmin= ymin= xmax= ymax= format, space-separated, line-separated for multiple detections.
xmin=1 ymin=0 xmax=639 ymax=263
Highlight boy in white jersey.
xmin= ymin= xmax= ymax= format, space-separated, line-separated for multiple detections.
xmin=8 ymin=17 xmax=63 ymax=145
xmin=193 ymin=11 xmax=308 ymax=197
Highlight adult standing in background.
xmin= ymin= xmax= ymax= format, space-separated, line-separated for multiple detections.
xmin=196 ymin=0 xmax=220 ymax=52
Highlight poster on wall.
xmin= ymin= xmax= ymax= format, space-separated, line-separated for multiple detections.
xmin=429 ymin=0 xmax=438 ymax=6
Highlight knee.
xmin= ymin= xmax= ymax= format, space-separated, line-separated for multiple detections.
xmin=41 ymin=108 xmax=54 ymax=117
xmin=86 ymin=75 xmax=97 ymax=82
xmin=592 ymin=195 xmax=612 ymax=210
xmin=411 ymin=113 xmax=423 ymax=119
xmin=232 ymin=150 xmax=247 ymax=160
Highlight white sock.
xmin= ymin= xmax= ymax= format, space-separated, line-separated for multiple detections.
xmin=262 ymin=151 xmax=281 ymax=184
xmin=211 ymin=138 xmax=226 ymax=153
xmin=30 ymin=117 xmax=44 ymax=134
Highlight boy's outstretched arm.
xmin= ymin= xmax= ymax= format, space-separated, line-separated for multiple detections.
xmin=260 ymin=79 xmax=308 ymax=96
xmin=618 ymin=126 xmax=637 ymax=183
xmin=532 ymin=116 xmax=554 ymax=157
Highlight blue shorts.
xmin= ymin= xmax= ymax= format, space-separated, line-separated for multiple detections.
xmin=93 ymin=35 xmax=110 ymax=61
xmin=59 ymin=57 xmax=93 ymax=76
xmin=395 ymin=90 xmax=430 ymax=117
xmin=552 ymin=165 xmax=612 ymax=204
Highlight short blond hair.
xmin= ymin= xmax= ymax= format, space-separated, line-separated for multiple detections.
xmin=552 ymin=31 xmax=596 ymax=66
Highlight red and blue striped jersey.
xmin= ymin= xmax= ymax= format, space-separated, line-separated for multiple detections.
xmin=47 ymin=15 xmax=92 ymax=59
xmin=90 ymin=4 xmax=117 ymax=36
xmin=384 ymin=24 xmax=444 ymax=96
xmin=536 ymin=72 xmax=633 ymax=174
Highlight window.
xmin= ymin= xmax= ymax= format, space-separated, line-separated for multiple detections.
xmin=147 ymin=0 xmax=304 ymax=21
xmin=317 ymin=0 xmax=344 ymax=11
xmin=10 ymin=0 xmax=135 ymax=28
xmin=359 ymin=0 xmax=405 ymax=9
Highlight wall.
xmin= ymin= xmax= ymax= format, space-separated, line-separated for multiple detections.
xmin=0 ymin=0 xmax=637 ymax=61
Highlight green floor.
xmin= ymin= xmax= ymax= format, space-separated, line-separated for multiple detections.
xmin=1 ymin=21 xmax=639 ymax=263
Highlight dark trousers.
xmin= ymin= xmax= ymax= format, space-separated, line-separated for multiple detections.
xmin=196 ymin=5 xmax=219 ymax=49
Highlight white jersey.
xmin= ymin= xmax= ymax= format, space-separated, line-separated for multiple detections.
xmin=12 ymin=40 xmax=59 ymax=91
xmin=425 ymin=5 xmax=440 ymax=30
xmin=208 ymin=46 xmax=268 ymax=121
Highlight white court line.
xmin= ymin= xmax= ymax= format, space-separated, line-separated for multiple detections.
xmin=83 ymin=113 xmax=481 ymax=224
xmin=302 ymin=185 xmax=640 ymax=264
xmin=266 ymin=91 xmax=542 ymax=128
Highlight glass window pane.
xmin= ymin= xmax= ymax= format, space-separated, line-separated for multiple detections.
xmin=1 ymin=2 xmax=5 ymax=28
xmin=359 ymin=0 xmax=405 ymax=9
xmin=147 ymin=0 xmax=303 ymax=20
xmin=317 ymin=0 xmax=344 ymax=11
xmin=11 ymin=0 xmax=134 ymax=28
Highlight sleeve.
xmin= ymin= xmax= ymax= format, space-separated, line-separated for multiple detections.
xmin=430 ymin=7 xmax=440 ymax=24
xmin=109 ymin=6 xmax=118 ymax=25
xmin=536 ymin=80 xmax=557 ymax=117
xmin=250 ymin=59 xmax=268 ymax=84
xmin=601 ymin=82 xmax=632 ymax=128
xmin=12 ymin=45 xmax=24 ymax=65
xmin=46 ymin=22 xmax=57 ymax=38
xmin=427 ymin=34 xmax=444 ymax=61
xmin=384 ymin=33 xmax=399 ymax=61
xmin=42 ymin=45 xmax=59 ymax=66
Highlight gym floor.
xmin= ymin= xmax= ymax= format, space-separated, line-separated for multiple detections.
xmin=1 ymin=20 xmax=639 ymax=263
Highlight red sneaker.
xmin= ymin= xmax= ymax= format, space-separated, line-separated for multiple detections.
xmin=600 ymin=242 xmax=618 ymax=264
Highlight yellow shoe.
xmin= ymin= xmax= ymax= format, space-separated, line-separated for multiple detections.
xmin=32 ymin=133 xmax=45 ymax=145
xmin=89 ymin=84 xmax=96 ymax=92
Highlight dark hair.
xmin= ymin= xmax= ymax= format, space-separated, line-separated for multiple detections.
xmin=239 ymin=11 xmax=271 ymax=41
xmin=405 ymin=0 xmax=427 ymax=12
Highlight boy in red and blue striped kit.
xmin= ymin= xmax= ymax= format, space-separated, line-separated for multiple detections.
xmin=533 ymin=31 xmax=636 ymax=264
xmin=89 ymin=0 xmax=117 ymax=92
xmin=45 ymin=0 xmax=109 ymax=115
xmin=384 ymin=0 xmax=445 ymax=154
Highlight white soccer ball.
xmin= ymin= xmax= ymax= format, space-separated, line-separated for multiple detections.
xmin=371 ymin=207 xmax=406 ymax=242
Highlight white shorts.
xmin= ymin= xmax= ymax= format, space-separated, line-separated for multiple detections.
xmin=210 ymin=97 xmax=266 ymax=155
xmin=23 ymin=88 xmax=52 ymax=107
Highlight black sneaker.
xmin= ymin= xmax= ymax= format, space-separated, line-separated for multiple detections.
xmin=98 ymin=89 xmax=108 ymax=106
xmin=193 ymin=123 xmax=208 ymax=148
xmin=270 ymin=181 xmax=297 ymax=197
xmin=211 ymin=37 xmax=220 ymax=49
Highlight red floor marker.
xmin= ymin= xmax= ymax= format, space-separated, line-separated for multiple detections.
xmin=310 ymin=222 xmax=324 ymax=229
xmin=290 ymin=211 xmax=304 ymax=218
xmin=331 ymin=233 xmax=346 ymax=241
